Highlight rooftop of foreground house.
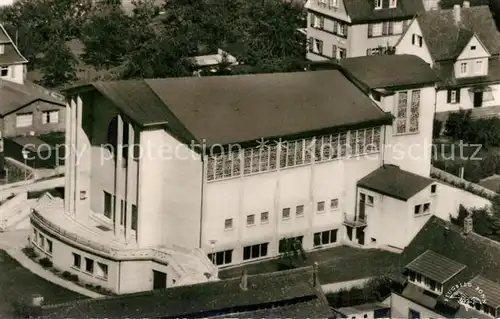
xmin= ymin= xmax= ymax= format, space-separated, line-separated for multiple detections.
xmin=0 ymin=24 xmax=28 ymax=66
xmin=40 ymin=266 xmax=332 ymax=318
xmin=357 ymin=164 xmax=435 ymax=201
xmin=62 ymin=69 xmax=394 ymax=148
xmin=397 ymin=215 xmax=500 ymax=316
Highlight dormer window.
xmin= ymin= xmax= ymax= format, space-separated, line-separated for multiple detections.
xmin=389 ymin=0 xmax=397 ymax=8
xmin=374 ymin=0 xmax=382 ymax=9
xmin=406 ymin=251 xmax=466 ymax=296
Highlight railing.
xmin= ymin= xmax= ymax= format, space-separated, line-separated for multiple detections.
xmin=31 ymin=210 xmax=112 ymax=254
xmin=31 ymin=210 xmax=215 ymax=276
xmin=343 ymin=212 xmax=367 ymax=226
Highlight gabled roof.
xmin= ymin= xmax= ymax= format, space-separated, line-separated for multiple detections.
xmin=405 ymin=250 xmax=466 ymax=284
xmin=340 ymin=54 xmax=437 ymax=89
xmin=400 ymin=216 xmax=500 ymax=309
xmin=357 ymin=164 xmax=434 ymax=201
xmin=434 ymin=57 xmax=500 ymax=88
xmin=65 ymin=70 xmax=392 ymax=147
xmin=461 ymin=275 xmax=500 ymax=308
xmin=342 ymin=0 xmax=424 ymax=24
xmin=0 ymin=24 xmax=28 ymax=65
xmin=0 ymin=79 xmax=65 ymax=116
xmin=41 ymin=267 xmax=328 ymax=318
xmin=416 ymin=6 xmax=500 ymax=61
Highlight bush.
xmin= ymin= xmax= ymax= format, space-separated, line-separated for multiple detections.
xmin=433 ymin=119 xmax=443 ymax=139
xmin=11 ymin=300 xmax=41 ymax=319
xmin=62 ymin=271 xmax=72 ymax=279
xmin=38 ymin=257 xmax=53 ymax=268
xmin=22 ymin=247 xmax=37 ymax=259
xmin=70 ymin=274 xmax=79 ymax=282
xmin=444 ymin=110 xmax=472 ymax=141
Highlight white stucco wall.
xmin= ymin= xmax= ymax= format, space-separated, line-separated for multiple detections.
xmin=436 ymin=83 xmax=500 ymax=112
xmin=202 ymin=151 xmax=382 ymax=264
xmin=381 ymin=86 xmax=435 ymax=178
xmin=395 ymin=20 xmax=433 ymax=66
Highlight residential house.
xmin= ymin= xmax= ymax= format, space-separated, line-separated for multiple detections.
xmin=395 ymin=3 xmax=500 ymax=112
xmin=0 ymin=24 xmax=27 ymax=84
xmin=305 ymin=0 xmax=423 ymax=61
xmin=28 ymin=55 xmax=450 ymax=294
xmin=0 ymin=79 xmax=65 ymax=172
xmin=40 ymin=264 xmax=334 ymax=318
xmin=391 ymin=215 xmax=500 ymax=319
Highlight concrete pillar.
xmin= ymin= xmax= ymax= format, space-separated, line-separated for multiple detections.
xmin=64 ymin=98 xmax=72 ymax=214
xmin=114 ymin=116 xmax=124 ymax=236
xmin=69 ymin=97 xmax=78 ymax=216
xmin=125 ymin=123 xmax=134 ymax=242
xmin=74 ymin=95 xmax=83 ymax=216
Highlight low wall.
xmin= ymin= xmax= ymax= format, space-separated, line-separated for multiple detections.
xmin=321 ymin=277 xmax=372 ymax=294
xmin=431 ymin=167 xmax=492 ymax=219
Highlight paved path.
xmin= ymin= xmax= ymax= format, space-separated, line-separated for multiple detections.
xmin=0 ymin=229 xmax=104 ymax=299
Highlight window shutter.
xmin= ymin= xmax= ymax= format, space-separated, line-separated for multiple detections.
xmin=368 ymin=24 xmax=373 ymax=37
xmin=310 ymin=13 xmax=314 ymax=27
xmin=334 ymin=21 xmax=338 ymax=34
xmin=382 ymin=22 xmax=388 ymax=35
xmin=456 ymin=89 xmax=461 ymax=103
xmin=388 ymin=21 xmax=394 ymax=35
xmin=308 ymin=37 xmax=314 ymax=52
xmin=318 ymin=40 xmax=323 ymax=55
xmin=320 ymin=16 xmax=324 ymax=29
xmin=447 ymin=89 xmax=452 ymax=103
xmin=332 ymin=45 xmax=337 ymax=59
xmin=344 ymin=24 xmax=348 ymax=37
xmin=412 ymin=34 xmax=415 ymax=45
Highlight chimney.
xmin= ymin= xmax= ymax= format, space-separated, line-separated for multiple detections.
xmin=463 ymin=1 xmax=470 ymax=8
xmin=312 ymin=262 xmax=320 ymax=287
xmin=240 ymin=269 xmax=248 ymax=291
xmin=453 ymin=4 xmax=461 ymax=25
xmin=464 ymin=213 xmax=473 ymax=234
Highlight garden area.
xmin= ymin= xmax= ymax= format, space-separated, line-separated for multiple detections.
xmin=22 ymin=247 xmax=115 ymax=297
xmin=0 ymin=250 xmax=84 ymax=317
xmin=325 ymin=275 xmax=403 ymax=309
xmin=433 ymin=110 xmax=500 ymax=187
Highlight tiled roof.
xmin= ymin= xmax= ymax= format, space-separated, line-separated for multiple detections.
xmin=0 ymin=25 xmax=28 ymax=65
xmin=343 ymin=0 xmax=424 ymax=24
xmin=405 ymin=250 xmax=466 ymax=284
xmin=0 ymin=79 xmax=64 ymax=116
xmin=357 ymin=165 xmax=434 ymax=201
xmin=417 ymin=6 xmax=500 ymax=61
xmin=461 ymin=275 xmax=500 ymax=308
xmin=434 ymin=57 xmax=500 ymax=88
xmin=400 ymin=216 xmax=500 ymax=309
xmin=41 ymin=267 xmax=325 ymax=318
xmin=66 ymin=70 xmax=392 ymax=147
xmin=340 ymin=54 xmax=437 ymax=89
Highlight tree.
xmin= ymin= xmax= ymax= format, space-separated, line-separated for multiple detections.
xmin=278 ymin=238 xmax=307 ymax=270
xmin=444 ymin=110 xmax=472 ymax=141
xmin=80 ymin=8 xmax=135 ymax=69
xmin=38 ymin=40 xmax=77 ymax=88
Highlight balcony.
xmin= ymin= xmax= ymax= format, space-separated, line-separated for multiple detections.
xmin=30 ymin=206 xmax=218 ymax=281
xmin=343 ymin=212 xmax=367 ymax=227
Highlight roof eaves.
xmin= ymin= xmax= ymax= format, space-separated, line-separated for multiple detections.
xmin=0 ymin=24 xmax=28 ymax=64
xmin=357 ymin=184 xmax=409 ymax=202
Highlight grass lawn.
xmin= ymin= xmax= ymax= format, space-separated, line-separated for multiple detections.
xmin=219 ymin=246 xmax=400 ymax=284
xmin=0 ymin=250 xmax=85 ymax=316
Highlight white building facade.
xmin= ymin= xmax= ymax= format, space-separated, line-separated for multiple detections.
xmin=30 ymin=62 xmax=469 ymax=293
